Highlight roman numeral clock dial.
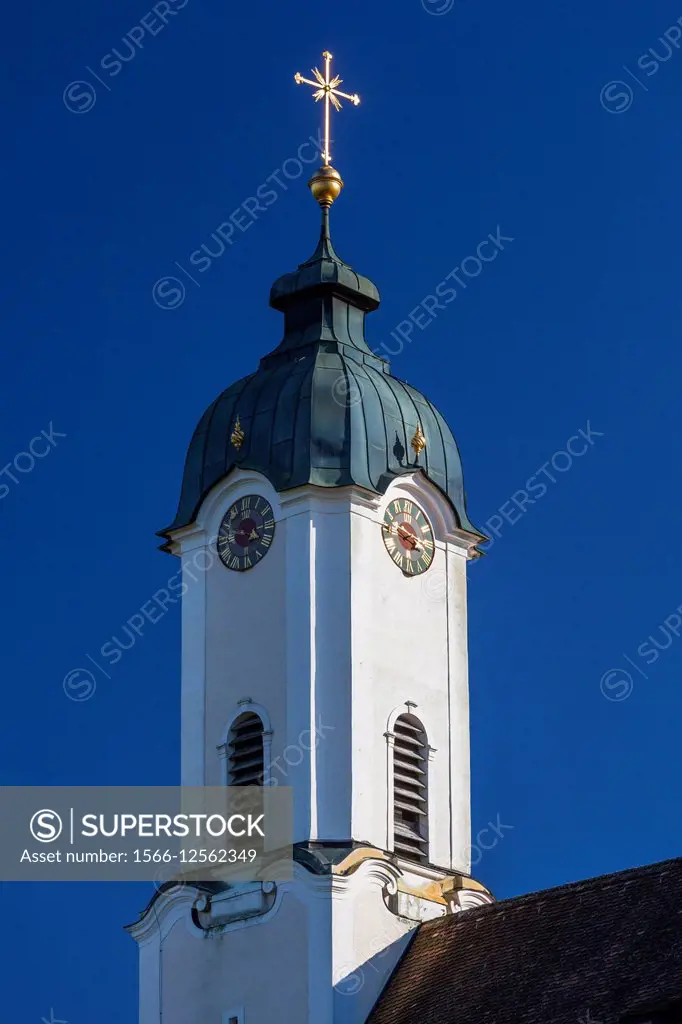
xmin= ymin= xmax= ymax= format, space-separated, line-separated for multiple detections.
xmin=382 ymin=499 xmax=434 ymax=576
xmin=217 ymin=495 xmax=276 ymax=572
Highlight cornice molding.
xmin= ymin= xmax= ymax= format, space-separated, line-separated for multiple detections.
xmin=125 ymin=883 xmax=203 ymax=946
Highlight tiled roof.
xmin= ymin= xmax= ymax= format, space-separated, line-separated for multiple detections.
xmin=369 ymin=857 xmax=682 ymax=1024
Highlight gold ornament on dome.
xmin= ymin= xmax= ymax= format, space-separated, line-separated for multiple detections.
xmin=231 ymin=416 xmax=245 ymax=450
xmin=411 ymin=423 xmax=427 ymax=458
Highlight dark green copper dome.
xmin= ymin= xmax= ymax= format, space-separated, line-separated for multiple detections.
xmin=162 ymin=210 xmax=480 ymax=539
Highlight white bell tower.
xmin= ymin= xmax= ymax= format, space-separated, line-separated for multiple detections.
xmin=127 ymin=55 xmax=493 ymax=1021
xmin=170 ymin=466 xmax=477 ymax=860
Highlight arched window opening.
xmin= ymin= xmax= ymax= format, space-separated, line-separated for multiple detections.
xmin=393 ymin=714 xmax=428 ymax=863
xmin=228 ymin=712 xmax=264 ymax=786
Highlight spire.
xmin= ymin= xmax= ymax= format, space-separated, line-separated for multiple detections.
xmin=161 ymin=52 xmax=482 ymax=543
xmin=267 ymin=51 xmax=375 ymax=324
xmin=300 ymin=205 xmax=342 ymax=267
xmin=267 ymin=198 xmax=380 ymax=327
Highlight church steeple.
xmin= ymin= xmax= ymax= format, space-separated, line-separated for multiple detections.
xmin=134 ymin=51 xmax=492 ymax=1024
xmin=161 ymin=188 xmax=480 ymax=541
xmin=158 ymin=50 xmax=481 ymax=543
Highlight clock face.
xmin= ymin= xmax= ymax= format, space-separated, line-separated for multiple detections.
xmin=382 ymin=498 xmax=434 ymax=575
xmin=217 ymin=494 xmax=275 ymax=572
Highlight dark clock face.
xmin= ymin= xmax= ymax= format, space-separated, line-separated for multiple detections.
xmin=217 ymin=494 xmax=275 ymax=572
xmin=382 ymin=498 xmax=434 ymax=575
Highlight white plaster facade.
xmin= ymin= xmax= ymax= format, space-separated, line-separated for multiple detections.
xmin=128 ymin=469 xmax=491 ymax=1022
xmin=128 ymin=854 xmax=489 ymax=1024
xmin=172 ymin=469 xmax=475 ymax=864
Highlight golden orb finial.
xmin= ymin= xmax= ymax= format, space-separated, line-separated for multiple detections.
xmin=308 ymin=165 xmax=344 ymax=208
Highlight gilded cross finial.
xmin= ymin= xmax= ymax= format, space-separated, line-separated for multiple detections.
xmin=294 ymin=51 xmax=360 ymax=169
xmin=411 ymin=423 xmax=426 ymax=459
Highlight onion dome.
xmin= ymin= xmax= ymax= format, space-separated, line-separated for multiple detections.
xmin=161 ymin=207 xmax=480 ymax=542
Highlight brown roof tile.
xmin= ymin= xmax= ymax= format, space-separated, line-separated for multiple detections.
xmin=368 ymin=857 xmax=682 ymax=1024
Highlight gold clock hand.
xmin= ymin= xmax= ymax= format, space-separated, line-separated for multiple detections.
xmin=385 ymin=522 xmax=420 ymax=551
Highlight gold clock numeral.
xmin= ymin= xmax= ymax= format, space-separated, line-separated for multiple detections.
xmin=218 ymin=494 xmax=277 ymax=571
xmin=382 ymin=499 xmax=434 ymax=576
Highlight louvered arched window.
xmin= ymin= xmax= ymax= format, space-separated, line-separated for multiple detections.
xmin=393 ymin=713 xmax=428 ymax=863
xmin=227 ymin=711 xmax=265 ymax=786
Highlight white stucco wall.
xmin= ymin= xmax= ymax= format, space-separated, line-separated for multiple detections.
xmin=149 ymin=888 xmax=310 ymax=1024
xmin=349 ymin=475 xmax=472 ymax=871
xmin=172 ymin=470 xmax=473 ymax=869
xmin=136 ymin=469 xmax=478 ymax=1023
xmin=132 ymin=862 xmax=418 ymax=1024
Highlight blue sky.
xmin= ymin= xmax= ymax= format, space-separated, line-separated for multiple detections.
xmin=3 ymin=0 xmax=682 ymax=1018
